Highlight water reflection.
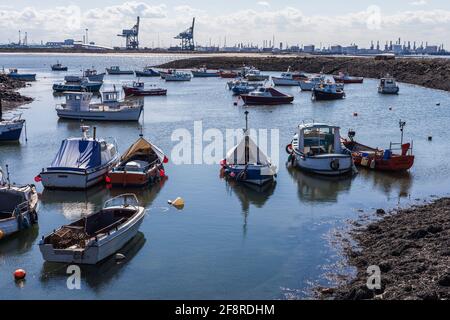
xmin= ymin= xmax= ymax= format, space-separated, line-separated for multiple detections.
xmin=0 ymin=225 xmax=39 ymax=257
xmin=357 ymin=169 xmax=413 ymax=199
xmin=40 ymin=232 xmax=146 ymax=292
xmin=287 ymin=166 xmax=353 ymax=204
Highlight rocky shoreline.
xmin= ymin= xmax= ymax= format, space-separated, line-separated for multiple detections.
xmin=0 ymin=74 xmax=33 ymax=111
xmin=320 ymin=198 xmax=450 ymax=300
xmin=157 ymin=56 xmax=450 ymax=92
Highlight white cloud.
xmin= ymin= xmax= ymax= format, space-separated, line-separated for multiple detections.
xmin=257 ymin=1 xmax=271 ymax=8
xmin=410 ymin=0 xmax=428 ymax=6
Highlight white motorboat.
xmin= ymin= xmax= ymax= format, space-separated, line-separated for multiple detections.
xmin=39 ymin=194 xmax=145 ymax=264
xmin=245 ymin=69 xmax=270 ymax=81
xmin=286 ymin=123 xmax=353 ymax=176
xmin=299 ymin=75 xmax=326 ymax=91
xmin=378 ymin=75 xmax=400 ymax=94
xmin=0 ymin=166 xmax=39 ymax=238
xmin=56 ymin=91 xmax=143 ymax=121
xmin=38 ymin=126 xmax=119 ymax=190
xmin=272 ymin=70 xmax=308 ymax=86
xmin=165 ymin=72 xmax=192 ymax=81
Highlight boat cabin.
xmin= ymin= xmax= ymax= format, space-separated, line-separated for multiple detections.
xmin=63 ymin=92 xmax=93 ymax=111
xmin=109 ymin=66 xmax=120 ymax=71
xmin=297 ymin=123 xmax=342 ymax=156
xmin=101 ymin=91 xmax=120 ymax=107
xmin=132 ymin=81 xmax=144 ymax=88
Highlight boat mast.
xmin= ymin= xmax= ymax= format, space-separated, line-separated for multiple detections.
xmin=244 ymin=111 xmax=249 ymax=164
xmin=5 ymin=164 xmax=10 ymax=188
xmin=399 ymin=120 xmax=406 ymax=145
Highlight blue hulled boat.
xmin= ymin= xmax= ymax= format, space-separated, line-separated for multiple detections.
xmin=7 ymin=69 xmax=36 ymax=81
xmin=0 ymin=101 xmax=25 ymax=142
xmin=53 ymin=79 xmax=103 ymax=93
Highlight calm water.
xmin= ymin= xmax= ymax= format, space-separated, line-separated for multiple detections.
xmin=0 ymin=53 xmax=449 ymax=299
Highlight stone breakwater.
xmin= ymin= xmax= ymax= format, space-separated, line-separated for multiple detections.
xmin=0 ymin=74 xmax=33 ymax=111
xmin=158 ymin=56 xmax=450 ymax=92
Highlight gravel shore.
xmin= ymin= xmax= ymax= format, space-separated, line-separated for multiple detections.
xmin=157 ymin=55 xmax=450 ymax=92
xmin=322 ymin=198 xmax=450 ymax=300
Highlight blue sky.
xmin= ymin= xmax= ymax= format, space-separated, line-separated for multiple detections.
xmin=1 ymin=1 xmax=449 ymax=48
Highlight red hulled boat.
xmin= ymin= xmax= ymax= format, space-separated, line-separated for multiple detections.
xmin=219 ymin=70 xmax=238 ymax=78
xmin=240 ymin=87 xmax=294 ymax=105
xmin=123 ymin=82 xmax=167 ymax=97
xmin=333 ymin=72 xmax=364 ymax=84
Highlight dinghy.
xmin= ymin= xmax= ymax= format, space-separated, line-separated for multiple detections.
xmin=37 ymin=126 xmax=119 ymax=190
xmin=221 ymin=111 xmax=277 ymax=186
xmin=0 ymin=166 xmax=38 ymax=238
xmin=108 ymin=135 xmax=168 ymax=187
xmin=39 ymin=194 xmax=145 ymax=264
xmin=286 ymin=122 xmax=353 ymax=176
xmin=56 ymin=90 xmax=143 ymax=121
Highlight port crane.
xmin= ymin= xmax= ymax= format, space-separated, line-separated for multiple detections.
xmin=118 ymin=16 xmax=140 ymax=50
xmin=175 ymin=17 xmax=195 ymax=51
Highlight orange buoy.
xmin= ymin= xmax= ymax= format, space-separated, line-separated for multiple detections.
xmin=14 ymin=269 xmax=26 ymax=280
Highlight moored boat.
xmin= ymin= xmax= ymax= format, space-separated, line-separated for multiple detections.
xmin=221 ymin=111 xmax=277 ymax=186
xmin=0 ymin=166 xmax=39 ymax=238
xmin=240 ymin=87 xmax=294 ymax=105
xmin=159 ymin=69 xmax=175 ymax=79
xmin=219 ymin=70 xmax=238 ymax=79
xmin=231 ymin=81 xmax=259 ymax=95
xmin=333 ymin=72 xmax=364 ymax=84
xmin=123 ymin=81 xmax=167 ymax=96
xmin=245 ymin=69 xmax=270 ymax=81
xmin=39 ymin=194 xmax=145 ymax=264
xmin=299 ymin=75 xmax=326 ymax=91
xmin=51 ymin=61 xmax=68 ymax=71
xmin=53 ymin=79 xmax=103 ymax=93
xmin=191 ymin=67 xmax=220 ymax=77
xmin=7 ymin=69 xmax=36 ymax=81
xmin=0 ymin=101 xmax=25 ymax=142
xmin=135 ymin=66 xmax=160 ymax=77
xmin=342 ymin=122 xmax=414 ymax=171
xmin=286 ymin=122 xmax=354 ymax=176
xmin=106 ymin=66 xmax=134 ymax=75
xmin=108 ymin=136 xmax=168 ymax=187
xmin=56 ymin=90 xmax=143 ymax=121
xmin=165 ymin=71 xmax=192 ymax=82
xmin=272 ymin=68 xmax=308 ymax=86
xmin=312 ymin=82 xmax=345 ymax=101
xmin=37 ymin=125 xmax=119 ymax=190
xmin=64 ymin=69 xmax=105 ymax=83
xmin=378 ymin=75 xmax=400 ymax=94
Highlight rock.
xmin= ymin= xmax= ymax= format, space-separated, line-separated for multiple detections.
xmin=379 ymin=261 xmax=392 ymax=272
xmin=376 ymin=209 xmax=386 ymax=215
xmin=367 ymin=224 xmax=381 ymax=233
xmin=438 ymin=274 xmax=450 ymax=287
xmin=321 ymin=287 xmax=334 ymax=295
xmin=407 ymin=229 xmax=428 ymax=239
xmin=427 ymin=225 xmax=443 ymax=234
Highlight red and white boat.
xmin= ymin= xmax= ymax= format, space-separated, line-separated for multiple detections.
xmin=342 ymin=122 xmax=415 ymax=172
xmin=240 ymin=87 xmax=294 ymax=105
xmin=333 ymin=72 xmax=364 ymax=84
xmin=123 ymin=82 xmax=167 ymax=97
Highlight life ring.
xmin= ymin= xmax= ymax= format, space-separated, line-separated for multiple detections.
xmin=330 ymin=159 xmax=340 ymax=171
xmin=285 ymin=144 xmax=293 ymax=154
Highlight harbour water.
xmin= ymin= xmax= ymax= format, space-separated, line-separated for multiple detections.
xmin=0 ymin=53 xmax=450 ymax=299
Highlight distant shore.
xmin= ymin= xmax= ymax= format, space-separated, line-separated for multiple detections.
xmin=158 ymin=56 xmax=450 ymax=92
xmin=320 ymin=198 xmax=450 ymax=300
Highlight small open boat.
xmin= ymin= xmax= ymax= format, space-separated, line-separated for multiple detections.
xmin=241 ymin=87 xmax=294 ymax=105
xmin=135 ymin=66 xmax=160 ymax=77
xmin=106 ymin=66 xmax=133 ymax=75
xmin=65 ymin=69 xmax=105 ymax=83
xmin=159 ymin=69 xmax=175 ymax=79
xmin=122 ymin=81 xmax=167 ymax=97
xmin=7 ymin=69 xmax=36 ymax=81
xmin=333 ymin=72 xmax=363 ymax=84
xmin=108 ymin=136 xmax=168 ymax=187
xmin=56 ymin=90 xmax=143 ymax=121
xmin=0 ymin=166 xmax=39 ymax=238
xmin=0 ymin=101 xmax=25 ymax=142
xmin=51 ymin=61 xmax=68 ymax=71
xmin=37 ymin=126 xmax=119 ymax=190
xmin=221 ymin=111 xmax=277 ymax=186
xmin=378 ymin=75 xmax=399 ymax=94
xmin=342 ymin=122 xmax=414 ymax=171
xmin=231 ymin=81 xmax=260 ymax=95
xmin=312 ymin=82 xmax=345 ymax=101
xmin=39 ymin=194 xmax=145 ymax=264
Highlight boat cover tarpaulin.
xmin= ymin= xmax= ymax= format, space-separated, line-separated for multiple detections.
xmin=120 ymin=137 xmax=165 ymax=163
xmin=50 ymin=139 xmax=101 ymax=170
xmin=226 ymin=135 xmax=271 ymax=165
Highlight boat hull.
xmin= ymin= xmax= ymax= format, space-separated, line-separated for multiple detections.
xmin=56 ymin=107 xmax=143 ymax=121
xmin=53 ymin=83 xmax=102 ymax=92
xmin=333 ymin=77 xmax=363 ymax=84
xmin=191 ymin=71 xmax=220 ymax=77
xmin=106 ymin=69 xmax=134 ymax=75
xmin=109 ymin=166 xmax=162 ymax=187
xmin=292 ymin=152 xmax=353 ymax=176
xmin=7 ymin=74 xmax=36 ymax=81
xmin=123 ymin=87 xmax=167 ymax=97
xmin=246 ymin=75 xmax=270 ymax=81
xmin=272 ymin=77 xmax=302 ymax=86
xmin=299 ymin=81 xmax=316 ymax=91
xmin=312 ymin=90 xmax=345 ymax=101
xmin=51 ymin=67 xmax=68 ymax=71
xmin=0 ymin=120 xmax=25 ymax=141
xmin=241 ymin=95 xmax=294 ymax=105
xmin=39 ymin=208 xmax=145 ymax=264
xmin=224 ymin=165 xmax=275 ymax=186
xmin=378 ymin=86 xmax=399 ymax=94
xmin=135 ymin=70 xmax=160 ymax=77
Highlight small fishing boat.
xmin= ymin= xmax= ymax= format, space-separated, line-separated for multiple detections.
xmin=39 ymin=194 xmax=145 ymax=264
xmin=65 ymin=69 xmax=105 ymax=83
xmin=0 ymin=166 xmax=39 ymax=238
xmin=165 ymin=72 xmax=192 ymax=82
xmin=378 ymin=75 xmax=399 ymax=94
xmin=37 ymin=125 xmax=119 ymax=190
xmin=221 ymin=111 xmax=277 ymax=186
xmin=135 ymin=66 xmax=160 ymax=77
xmin=312 ymin=82 xmax=345 ymax=101
xmin=191 ymin=67 xmax=220 ymax=77
xmin=7 ymin=69 xmax=36 ymax=81
xmin=245 ymin=69 xmax=270 ymax=81
xmin=231 ymin=81 xmax=259 ymax=95
xmin=53 ymin=79 xmax=103 ymax=93
xmin=51 ymin=61 xmax=68 ymax=71
xmin=123 ymin=81 xmax=167 ymax=96
xmin=0 ymin=101 xmax=25 ymax=142
xmin=159 ymin=69 xmax=175 ymax=79
xmin=56 ymin=90 xmax=143 ymax=121
xmin=286 ymin=122 xmax=353 ymax=176
xmin=299 ymin=75 xmax=326 ymax=91
xmin=333 ymin=72 xmax=364 ymax=84
xmin=240 ymin=87 xmax=294 ymax=105
xmin=220 ymin=70 xmax=238 ymax=79
xmin=108 ymin=135 xmax=168 ymax=187
xmin=272 ymin=68 xmax=308 ymax=86
xmin=342 ymin=121 xmax=414 ymax=171
xmin=106 ymin=66 xmax=134 ymax=75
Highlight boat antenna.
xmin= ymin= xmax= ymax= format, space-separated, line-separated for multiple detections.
xmin=399 ymin=119 xmax=406 ymax=145
xmin=5 ymin=164 xmax=10 ymax=188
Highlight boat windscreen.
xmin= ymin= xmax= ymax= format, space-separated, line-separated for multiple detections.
xmin=50 ymin=139 xmax=101 ymax=169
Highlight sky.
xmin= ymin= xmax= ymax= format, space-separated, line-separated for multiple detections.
xmin=1 ymin=0 xmax=450 ymax=48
